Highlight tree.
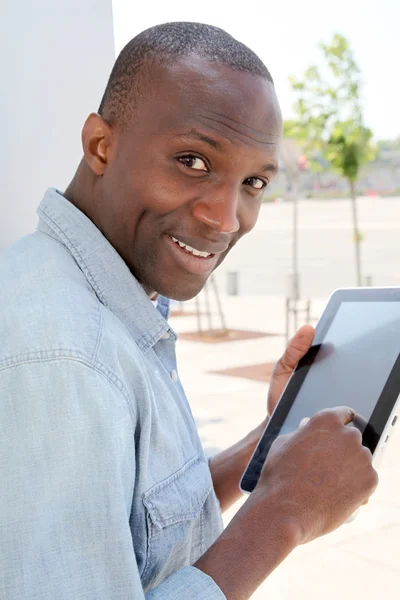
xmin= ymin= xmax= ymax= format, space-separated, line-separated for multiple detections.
xmin=280 ymin=137 xmax=303 ymax=313
xmin=287 ymin=34 xmax=376 ymax=286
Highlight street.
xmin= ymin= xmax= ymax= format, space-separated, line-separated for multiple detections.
xmin=214 ymin=196 xmax=400 ymax=299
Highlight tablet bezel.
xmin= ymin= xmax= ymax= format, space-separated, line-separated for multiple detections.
xmin=240 ymin=287 xmax=400 ymax=494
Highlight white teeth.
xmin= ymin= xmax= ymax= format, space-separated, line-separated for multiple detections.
xmin=171 ymin=236 xmax=212 ymax=258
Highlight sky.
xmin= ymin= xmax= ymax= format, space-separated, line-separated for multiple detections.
xmin=112 ymin=0 xmax=399 ymax=141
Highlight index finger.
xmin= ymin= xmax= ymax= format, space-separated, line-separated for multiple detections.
xmin=312 ymin=406 xmax=356 ymax=427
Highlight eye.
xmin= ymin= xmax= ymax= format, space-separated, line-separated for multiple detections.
xmin=244 ymin=177 xmax=267 ymax=190
xmin=177 ymin=155 xmax=208 ymax=171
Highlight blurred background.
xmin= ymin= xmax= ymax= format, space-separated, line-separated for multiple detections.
xmin=1 ymin=1 xmax=399 ymax=598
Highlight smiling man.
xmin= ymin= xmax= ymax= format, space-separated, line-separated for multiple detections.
xmin=0 ymin=22 xmax=378 ymax=600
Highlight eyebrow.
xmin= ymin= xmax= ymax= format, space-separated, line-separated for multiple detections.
xmin=261 ymin=162 xmax=279 ymax=175
xmin=173 ymin=129 xmax=279 ymax=175
xmin=173 ymin=130 xmax=224 ymax=151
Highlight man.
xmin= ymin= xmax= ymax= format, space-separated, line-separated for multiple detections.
xmin=0 ymin=22 xmax=377 ymax=600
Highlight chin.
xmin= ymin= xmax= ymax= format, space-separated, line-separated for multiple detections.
xmin=154 ymin=274 xmax=210 ymax=303
xmin=168 ymin=289 xmax=201 ymax=302
xmin=165 ymin=283 xmax=206 ymax=302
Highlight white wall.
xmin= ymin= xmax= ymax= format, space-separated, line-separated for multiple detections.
xmin=0 ymin=0 xmax=115 ymax=247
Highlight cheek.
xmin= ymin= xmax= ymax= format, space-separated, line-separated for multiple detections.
xmin=131 ymin=167 xmax=191 ymax=215
xmin=238 ymin=197 xmax=262 ymax=235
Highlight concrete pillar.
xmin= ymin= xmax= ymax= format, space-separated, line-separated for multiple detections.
xmin=0 ymin=0 xmax=115 ymax=247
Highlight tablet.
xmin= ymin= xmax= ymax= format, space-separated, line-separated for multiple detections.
xmin=240 ymin=287 xmax=400 ymax=494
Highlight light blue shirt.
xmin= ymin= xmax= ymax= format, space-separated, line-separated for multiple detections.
xmin=0 ymin=188 xmax=225 ymax=599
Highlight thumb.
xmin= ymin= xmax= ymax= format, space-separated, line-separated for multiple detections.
xmin=274 ymin=325 xmax=315 ymax=377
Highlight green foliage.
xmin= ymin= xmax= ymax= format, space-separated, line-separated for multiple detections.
xmin=286 ymin=33 xmax=375 ymax=183
xmin=326 ymin=121 xmax=375 ymax=183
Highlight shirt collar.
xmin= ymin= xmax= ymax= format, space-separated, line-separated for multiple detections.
xmin=37 ymin=188 xmax=175 ymax=352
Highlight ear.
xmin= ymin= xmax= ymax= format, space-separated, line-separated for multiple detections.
xmin=81 ymin=113 xmax=113 ymax=177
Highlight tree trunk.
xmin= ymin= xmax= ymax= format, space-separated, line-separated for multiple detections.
xmin=292 ymin=177 xmax=300 ymax=330
xmin=350 ymin=179 xmax=362 ymax=286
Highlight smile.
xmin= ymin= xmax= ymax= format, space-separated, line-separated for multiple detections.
xmin=170 ymin=236 xmax=214 ymax=259
xmin=166 ymin=235 xmax=219 ymax=275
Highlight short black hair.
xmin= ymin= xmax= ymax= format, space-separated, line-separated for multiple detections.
xmin=98 ymin=22 xmax=273 ymax=128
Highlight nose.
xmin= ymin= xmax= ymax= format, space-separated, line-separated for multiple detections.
xmin=191 ymin=188 xmax=240 ymax=234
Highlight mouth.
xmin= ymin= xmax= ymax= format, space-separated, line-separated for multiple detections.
xmin=166 ymin=235 xmax=220 ymax=275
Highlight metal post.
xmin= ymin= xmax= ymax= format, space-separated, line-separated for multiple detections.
xmin=293 ymin=291 xmax=298 ymax=332
xmin=287 ymin=271 xmax=300 ymax=334
xmin=203 ymin=282 xmax=213 ymax=332
xmin=195 ymin=295 xmax=202 ymax=333
xmin=210 ymin=276 xmax=227 ymax=333
xmin=227 ymin=271 xmax=239 ymax=296
xmin=285 ymin=297 xmax=290 ymax=346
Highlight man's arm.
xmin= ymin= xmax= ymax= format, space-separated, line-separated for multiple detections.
xmin=0 ymin=359 xmax=225 ymax=600
xmin=209 ymin=326 xmax=315 ymax=512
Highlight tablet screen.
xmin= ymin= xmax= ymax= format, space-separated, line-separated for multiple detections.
xmin=241 ymin=291 xmax=400 ymax=493
xmin=281 ymin=301 xmax=400 ymax=436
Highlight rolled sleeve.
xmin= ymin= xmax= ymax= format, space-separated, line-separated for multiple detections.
xmin=146 ymin=566 xmax=226 ymax=599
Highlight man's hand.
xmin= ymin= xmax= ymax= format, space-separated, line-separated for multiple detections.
xmin=197 ymin=406 xmax=379 ymax=600
xmin=267 ymin=324 xmax=315 ymax=417
xmin=258 ymin=406 xmax=378 ymax=541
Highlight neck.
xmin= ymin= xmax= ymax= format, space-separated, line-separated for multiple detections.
xmin=64 ymin=159 xmax=96 ymax=214
xmin=142 ymin=285 xmax=159 ymax=300
xmin=65 ymin=164 xmax=160 ymax=303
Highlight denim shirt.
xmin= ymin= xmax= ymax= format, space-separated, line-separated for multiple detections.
xmin=0 ymin=189 xmax=225 ymax=599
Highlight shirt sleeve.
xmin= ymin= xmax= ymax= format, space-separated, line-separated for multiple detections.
xmin=0 ymin=358 xmax=226 ymax=600
xmin=146 ymin=566 xmax=226 ymax=599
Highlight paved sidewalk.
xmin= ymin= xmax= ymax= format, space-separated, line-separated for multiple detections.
xmin=170 ymin=293 xmax=400 ymax=600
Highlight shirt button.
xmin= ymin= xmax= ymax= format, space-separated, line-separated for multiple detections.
xmin=161 ymin=331 xmax=170 ymax=340
xmin=171 ymin=370 xmax=178 ymax=383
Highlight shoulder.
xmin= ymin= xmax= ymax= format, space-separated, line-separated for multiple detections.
xmin=0 ymin=230 xmax=149 ymax=397
xmin=0 ymin=231 xmax=105 ymax=366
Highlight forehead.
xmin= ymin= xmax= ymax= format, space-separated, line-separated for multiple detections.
xmin=132 ymin=56 xmax=282 ymax=155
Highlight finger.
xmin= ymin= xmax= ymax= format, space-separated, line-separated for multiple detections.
xmin=353 ymin=413 xmax=368 ymax=433
xmin=333 ymin=406 xmax=356 ymax=426
xmin=299 ymin=417 xmax=310 ymax=428
xmin=313 ymin=406 xmax=356 ymax=426
xmin=274 ymin=325 xmax=315 ymax=377
xmin=268 ymin=432 xmax=293 ymax=456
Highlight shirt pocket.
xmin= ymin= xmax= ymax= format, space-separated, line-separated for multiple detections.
xmin=141 ymin=455 xmax=213 ymax=590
